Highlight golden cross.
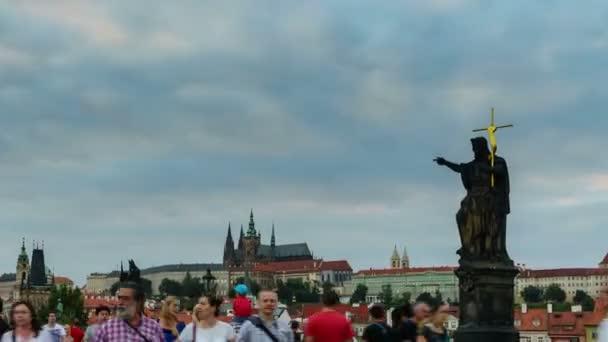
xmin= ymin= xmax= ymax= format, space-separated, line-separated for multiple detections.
xmin=472 ymin=108 xmax=513 ymax=187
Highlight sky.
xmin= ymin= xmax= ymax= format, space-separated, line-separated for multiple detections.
xmin=0 ymin=0 xmax=607 ymax=286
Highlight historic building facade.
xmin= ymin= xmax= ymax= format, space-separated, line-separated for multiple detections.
xmin=515 ymin=252 xmax=608 ymax=303
xmin=0 ymin=240 xmax=54 ymax=311
xmin=343 ymin=266 xmax=459 ymax=303
xmin=223 ymin=211 xmax=313 ymax=267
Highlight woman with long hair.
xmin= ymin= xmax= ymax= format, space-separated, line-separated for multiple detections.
xmin=1 ymin=301 xmax=52 ymax=342
xmin=160 ymin=296 xmax=185 ymax=342
xmin=416 ymin=304 xmax=449 ymax=342
xmin=178 ymin=295 xmax=235 ymax=342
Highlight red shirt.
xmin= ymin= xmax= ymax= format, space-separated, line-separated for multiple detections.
xmin=70 ymin=326 xmax=84 ymax=342
xmin=233 ymin=295 xmax=252 ymax=317
xmin=305 ymin=310 xmax=354 ymax=342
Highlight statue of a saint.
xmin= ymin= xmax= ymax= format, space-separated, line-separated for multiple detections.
xmin=434 ymin=136 xmax=510 ymax=262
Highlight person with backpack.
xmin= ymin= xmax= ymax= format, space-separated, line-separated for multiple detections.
xmin=237 ymin=290 xmax=292 ymax=342
xmin=416 ymin=304 xmax=449 ymax=342
xmin=362 ymin=304 xmax=390 ymax=342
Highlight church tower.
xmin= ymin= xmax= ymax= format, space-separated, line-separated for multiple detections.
xmin=243 ymin=209 xmax=261 ymax=266
xmin=16 ymin=238 xmax=30 ymax=291
xmin=223 ymin=223 xmax=236 ymax=267
xmin=401 ymin=246 xmax=410 ymax=268
xmin=390 ymin=245 xmax=401 ymax=269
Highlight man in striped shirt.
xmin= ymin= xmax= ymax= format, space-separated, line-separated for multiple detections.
xmin=95 ymin=261 xmax=163 ymax=342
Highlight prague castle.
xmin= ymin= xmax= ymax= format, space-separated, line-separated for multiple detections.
xmin=86 ymin=210 xmax=320 ymax=296
xmin=223 ymin=210 xmax=313 ymax=267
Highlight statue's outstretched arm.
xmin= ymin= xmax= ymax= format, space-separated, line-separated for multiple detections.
xmin=434 ymin=157 xmax=462 ymax=173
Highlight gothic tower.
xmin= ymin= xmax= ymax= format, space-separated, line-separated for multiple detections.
xmin=29 ymin=244 xmax=47 ymax=287
xmin=243 ymin=209 xmax=261 ymax=266
xmin=223 ymin=223 xmax=236 ymax=267
xmin=16 ymin=238 xmax=30 ymax=290
xmin=401 ymin=246 xmax=410 ymax=268
xmin=270 ymin=223 xmax=276 ymax=259
xmin=391 ymin=245 xmax=401 ymax=269
xmin=238 ymin=225 xmax=244 ymax=251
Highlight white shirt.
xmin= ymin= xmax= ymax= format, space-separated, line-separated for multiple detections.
xmin=178 ymin=321 xmax=235 ymax=342
xmin=1 ymin=330 xmax=55 ymax=342
xmin=42 ymin=324 xmax=65 ymax=342
xmin=599 ymin=319 xmax=608 ymax=342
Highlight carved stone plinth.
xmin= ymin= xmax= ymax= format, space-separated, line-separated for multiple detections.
xmin=454 ymin=261 xmax=519 ymax=342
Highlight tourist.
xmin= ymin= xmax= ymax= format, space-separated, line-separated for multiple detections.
xmin=42 ymin=312 xmax=66 ymax=342
xmin=304 ymin=290 xmax=354 ymax=342
xmin=68 ymin=319 xmax=83 ymax=342
xmin=83 ymin=306 xmax=109 ymax=342
xmin=238 ymin=289 xmax=293 ymax=342
xmin=362 ymin=304 xmax=390 ymax=342
xmin=62 ymin=326 xmax=73 ymax=342
xmin=389 ymin=305 xmax=416 ymax=342
xmin=412 ymin=303 xmax=430 ymax=336
xmin=289 ymin=321 xmax=301 ymax=342
xmin=178 ymin=294 xmax=235 ymax=342
xmin=94 ymin=260 xmax=164 ymax=341
xmin=1 ymin=300 xmax=53 ymax=342
xmin=232 ymin=284 xmax=252 ymax=325
xmin=160 ymin=296 xmax=185 ymax=342
xmin=416 ymin=304 xmax=448 ymax=342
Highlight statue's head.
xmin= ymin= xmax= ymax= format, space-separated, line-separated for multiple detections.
xmin=470 ymin=136 xmax=490 ymax=160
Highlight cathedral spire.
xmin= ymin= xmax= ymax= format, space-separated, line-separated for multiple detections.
xmin=271 ymin=223 xmax=276 ymax=247
xmin=223 ymin=222 xmax=236 ymax=266
xmin=247 ymin=209 xmax=257 ymax=237
xmin=238 ymin=224 xmax=244 ymax=250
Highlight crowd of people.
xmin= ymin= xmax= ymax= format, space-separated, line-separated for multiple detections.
xmin=1 ymin=281 xmax=607 ymax=342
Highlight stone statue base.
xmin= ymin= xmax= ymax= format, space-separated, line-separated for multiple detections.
xmin=454 ymin=261 xmax=519 ymax=342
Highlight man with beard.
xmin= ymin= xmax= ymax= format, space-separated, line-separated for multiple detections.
xmin=95 ymin=260 xmax=163 ymax=342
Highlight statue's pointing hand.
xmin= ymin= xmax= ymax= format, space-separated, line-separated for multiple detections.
xmin=434 ymin=157 xmax=446 ymax=166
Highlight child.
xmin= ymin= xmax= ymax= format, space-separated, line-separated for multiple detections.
xmin=232 ymin=284 xmax=252 ymax=325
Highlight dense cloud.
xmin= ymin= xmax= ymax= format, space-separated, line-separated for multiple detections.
xmin=0 ymin=0 xmax=607 ymax=284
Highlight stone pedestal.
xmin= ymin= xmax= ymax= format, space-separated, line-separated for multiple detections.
xmin=454 ymin=261 xmax=519 ymax=342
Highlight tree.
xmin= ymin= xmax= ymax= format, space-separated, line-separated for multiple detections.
xmin=573 ymin=290 xmax=596 ymax=311
xmin=521 ymin=286 xmax=544 ymax=303
xmin=544 ymin=284 xmax=566 ymax=303
xmin=40 ymin=285 xmax=86 ymax=325
xmin=573 ymin=290 xmax=588 ymax=304
xmin=182 ymin=272 xmax=203 ymax=299
xmin=276 ymin=279 xmax=320 ymax=304
xmin=158 ymin=278 xmax=182 ymax=296
xmin=350 ymin=284 xmax=368 ymax=304
xmin=581 ymin=296 xmax=596 ymax=312
xmin=322 ymin=281 xmax=334 ymax=294
xmin=393 ymin=292 xmax=412 ymax=307
xmin=378 ymin=285 xmax=393 ymax=306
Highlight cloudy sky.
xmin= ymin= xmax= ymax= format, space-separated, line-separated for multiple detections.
xmin=1 ymin=1 xmax=607 ymax=285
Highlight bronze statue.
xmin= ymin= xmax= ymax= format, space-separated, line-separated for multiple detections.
xmin=434 ymin=136 xmax=510 ymax=262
